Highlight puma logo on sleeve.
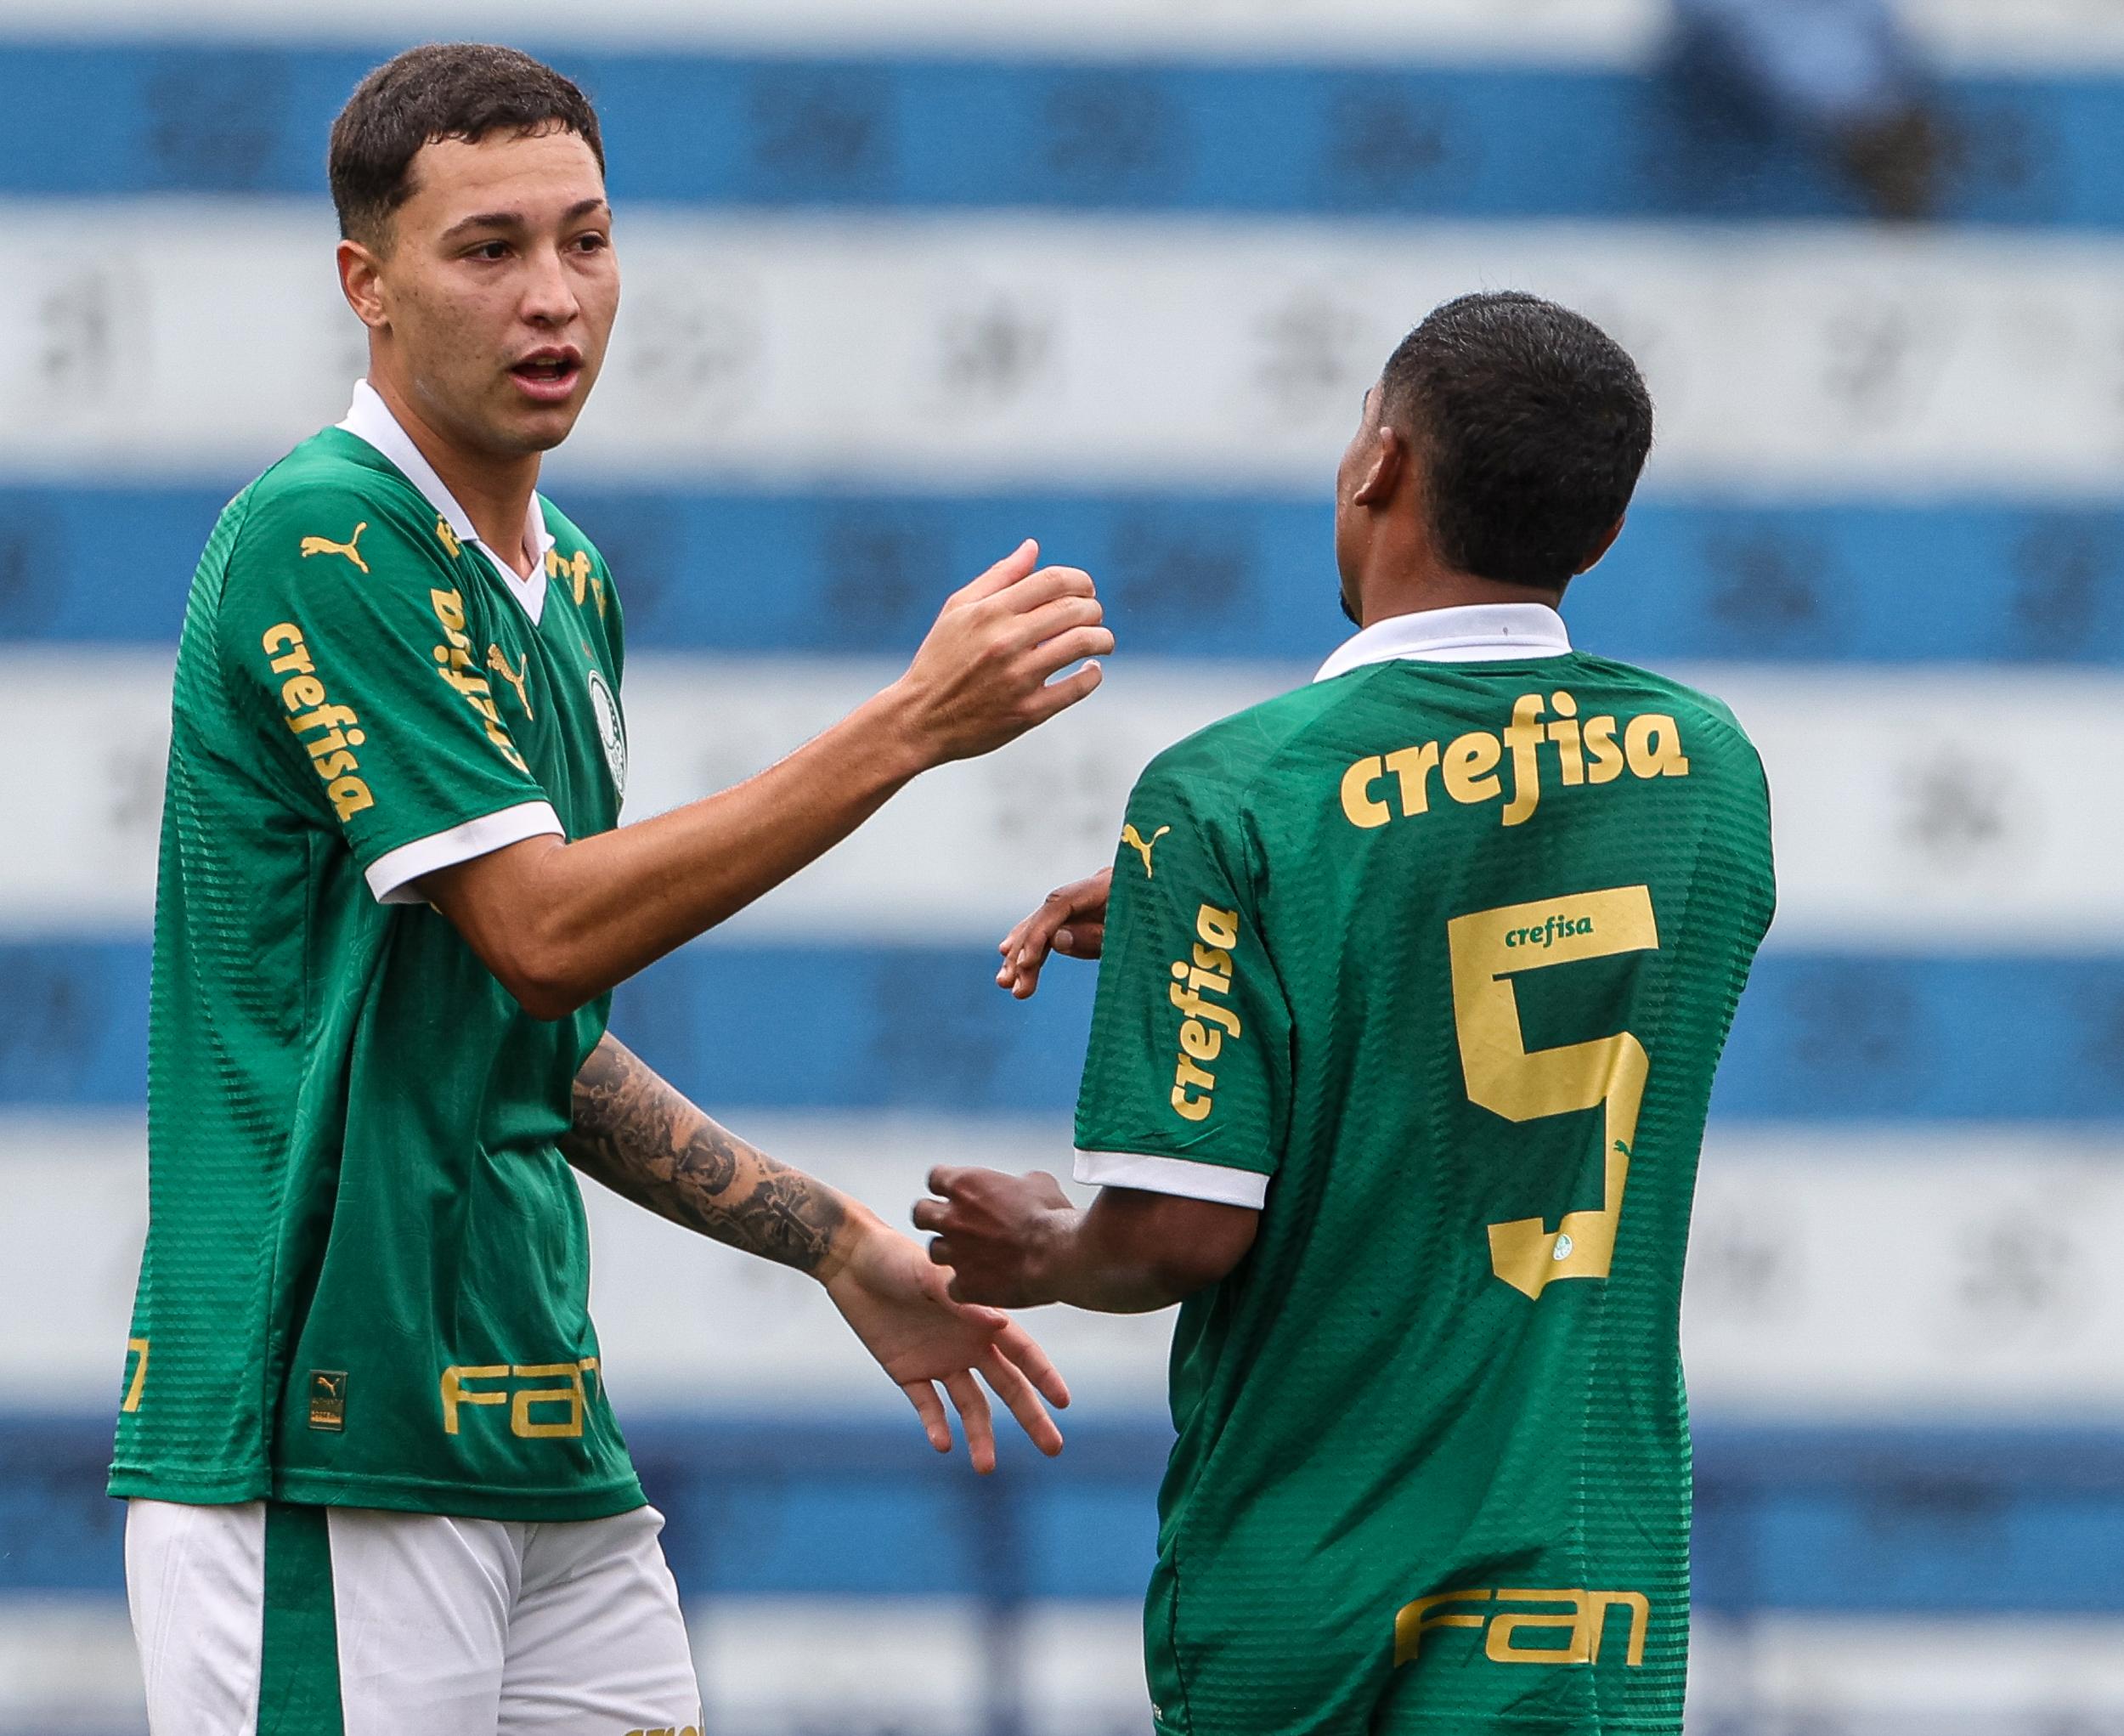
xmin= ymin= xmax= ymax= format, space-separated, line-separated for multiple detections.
xmin=299 ymin=523 xmax=370 ymax=574
xmin=1121 ymin=823 xmax=1172 ymax=877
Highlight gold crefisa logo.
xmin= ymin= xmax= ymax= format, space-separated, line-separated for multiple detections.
xmin=1341 ymin=689 xmax=1690 ymax=833
xmin=262 ymin=622 xmax=376 ymax=822
xmin=299 ymin=522 xmax=370 ymax=574
xmin=1121 ymin=823 xmax=1170 ymax=877
xmin=1167 ymin=903 xmax=1241 ymax=1122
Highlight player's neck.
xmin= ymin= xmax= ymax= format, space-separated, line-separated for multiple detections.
xmin=367 ymin=372 xmax=542 ymax=580
xmin=1353 ymin=564 xmax=1565 ymax=629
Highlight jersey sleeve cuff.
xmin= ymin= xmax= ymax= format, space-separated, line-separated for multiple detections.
xmin=364 ymin=800 xmax=565 ymax=905
xmin=1072 ymin=1150 xmax=1268 ymax=1209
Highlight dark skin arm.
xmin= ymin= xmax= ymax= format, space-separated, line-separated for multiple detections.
xmin=913 ymin=1167 xmax=1258 ymax=1313
xmin=424 ymin=543 xmax=1111 ymax=1020
xmin=562 ymin=1034 xmax=1070 ymax=1470
xmin=974 ymin=879 xmax=1256 ymax=1306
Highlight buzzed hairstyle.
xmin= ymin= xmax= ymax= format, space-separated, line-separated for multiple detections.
xmin=1381 ymin=291 xmax=1653 ymax=592
xmin=329 ymin=42 xmax=605 ymax=247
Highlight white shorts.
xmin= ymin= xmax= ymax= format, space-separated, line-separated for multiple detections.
xmin=125 ymin=1498 xmax=702 ymax=1736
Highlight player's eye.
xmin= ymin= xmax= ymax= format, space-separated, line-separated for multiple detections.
xmin=466 ymin=240 xmax=510 ymax=261
xmin=572 ymin=231 xmax=609 ymax=253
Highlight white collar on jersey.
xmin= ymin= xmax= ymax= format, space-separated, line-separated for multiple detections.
xmin=1313 ymin=602 xmax=1572 ymax=683
xmin=336 ymin=379 xmax=556 ymax=627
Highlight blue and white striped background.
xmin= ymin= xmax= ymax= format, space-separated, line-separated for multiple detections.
xmin=3 ymin=3 xmax=2122 ymax=1731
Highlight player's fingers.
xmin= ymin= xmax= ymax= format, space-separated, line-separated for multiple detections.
xmin=1023 ymin=660 xmax=1104 ymax=724
xmin=901 ymin=1380 xmax=954 ymax=1454
xmin=911 ymin=1198 xmax=948 ymax=1234
xmin=1014 ymin=891 xmax=1079 ymax=958
xmin=997 ymin=919 xmax=1040 ymax=976
xmin=997 ymin=947 xmax=1044 ymax=998
xmin=1022 ymin=625 xmax=1117 ymax=682
xmin=953 ymin=1299 xmax=1011 ymax=1333
xmin=1054 ymin=919 xmax=1104 ymax=958
xmin=999 ymin=920 xmax=1066 ymax=995
xmin=991 ymin=1318 xmax=1072 ymax=1410
xmin=991 ymin=563 xmax=1097 ymax=615
xmin=979 ymin=1345 xmax=1064 ymax=1457
xmin=1000 ymin=874 xmax=1108 ymax=991
xmin=927 ymin=1165 xmax=964 ymax=1196
xmin=950 ymin=540 xmax=1039 ymax=606
xmin=998 ymin=594 xmax=1106 ymax=655
xmin=943 ymin=1371 xmax=997 ymax=1474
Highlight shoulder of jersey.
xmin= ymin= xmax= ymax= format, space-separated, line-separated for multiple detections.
xmin=1567 ymin=653 xmax=1759 ymax=754
xmin=238 ymin=433 xmax=466 ymax=579
xmin=1141 ymin=678 xmax=1355 ymax=797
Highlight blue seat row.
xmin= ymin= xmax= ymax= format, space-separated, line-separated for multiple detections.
xmin=5 ymin=941 xmax=2124 ymax=1119
xmin=3 ymin=44 xmax=2123 ymax=224
xmin=4 ymin=1413 xmax=2118 ymax=1609
xmin=6 ymin=485 xmax=2124 ymax=664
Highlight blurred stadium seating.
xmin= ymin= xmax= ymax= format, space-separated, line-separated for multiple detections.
xmin=2 ymin=1 xmax=2122 ymax=1730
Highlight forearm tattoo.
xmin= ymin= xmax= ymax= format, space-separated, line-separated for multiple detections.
xmin=562 ymin=1035 xmax=847 ymax=1275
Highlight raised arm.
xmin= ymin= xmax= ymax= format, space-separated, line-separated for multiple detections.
xmin=426 ymin=543 xmax=1110 ymax=1019
xmin=562 ymin=1034 xmax=1070 ymax=1470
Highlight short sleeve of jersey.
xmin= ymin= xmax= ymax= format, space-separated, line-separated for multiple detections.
xmin=218 ymin=481 xmax=560 ymax=899
xmin=1072 ymin=752 xmax=1292 ymax=1209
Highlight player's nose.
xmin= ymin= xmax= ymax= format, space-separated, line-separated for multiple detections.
xmin=519 ymin=243 xmax=582 ymax=323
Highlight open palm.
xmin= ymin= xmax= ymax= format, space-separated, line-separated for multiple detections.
xmin=825 ymin=1224 xmax=1068 ymax=1472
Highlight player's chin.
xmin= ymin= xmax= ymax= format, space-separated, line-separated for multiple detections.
xmin=493 ymin=396 xmax=587 ymax=455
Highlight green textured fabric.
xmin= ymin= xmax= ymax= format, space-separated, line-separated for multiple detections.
xmin=111 ymin=427 xmax=643 ymax=1521
xmin=1076 ymin=652 xmax=1776 ymax=1735
xmin=259 ymin=1502 xmax=344 ymax=1735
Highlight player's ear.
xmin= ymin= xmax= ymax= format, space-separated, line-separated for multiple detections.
xmin=1350 ymin=423 xmax=1404 ymax=509
xmin=1573 ymin=514 xmax=1627 ymax=575
xmin=336 ymin=237 xmax=389 ymax=331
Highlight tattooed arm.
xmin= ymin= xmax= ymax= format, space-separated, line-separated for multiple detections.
xmin=562 ymin=1034 xmax=1070 ymax=1469
xmin=562 ymin=1031 xmax=850 ymax=1277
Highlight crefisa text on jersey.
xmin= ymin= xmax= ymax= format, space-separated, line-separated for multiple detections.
xmin=1340 ymin=690 xmax=1690 ymax=831
xmin=261 ymin=622 xmax=375 ymax=822
xmin=1168 ymin=902 xmax=1243 ymax=1122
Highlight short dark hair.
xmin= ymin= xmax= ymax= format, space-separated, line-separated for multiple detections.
xmin=1381 ymin=291 xmax=1653 ymax=591
xmin=329 ymin=43 xmax=605 ymax=246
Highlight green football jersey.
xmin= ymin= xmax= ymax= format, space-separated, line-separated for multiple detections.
xmin=1075 ymin=631 xmax=1774 ymax=1735
xmin=110 ymin=423 xmax=642 ymax=1521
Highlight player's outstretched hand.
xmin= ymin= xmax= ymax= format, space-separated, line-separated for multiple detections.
xmin=823 ymin=1213 xmax=1070 ymax=1473
xmin=890 ymin=540 xmax=1113 ymax=766
xmin=997 ymin=868 xmax=1112 ymax=998
xmin=914 ymin=1166 xmax=1076 ymax=1308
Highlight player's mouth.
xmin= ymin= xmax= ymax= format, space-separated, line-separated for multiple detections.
xmin=508 ymin=348 xmax=583 ymax=404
